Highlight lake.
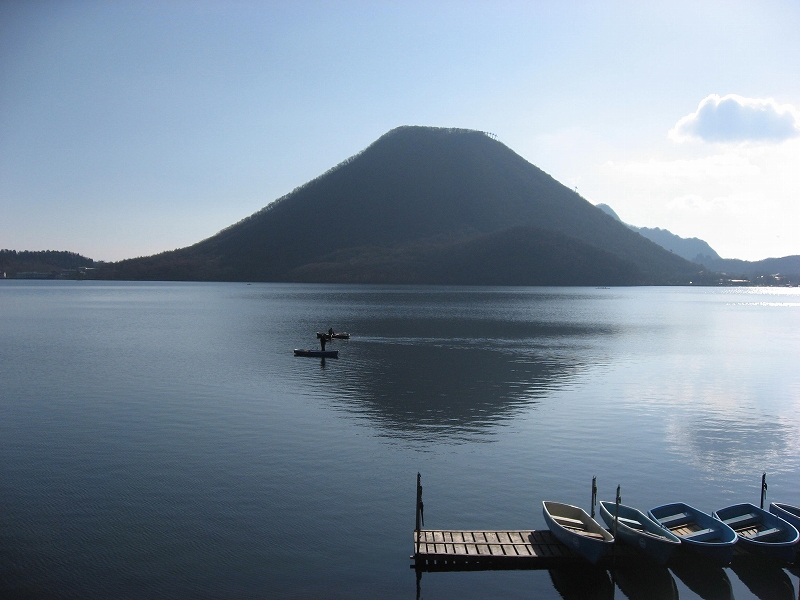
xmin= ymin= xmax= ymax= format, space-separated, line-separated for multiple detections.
xmin=1 ymin=281 xmax=799 ymax=599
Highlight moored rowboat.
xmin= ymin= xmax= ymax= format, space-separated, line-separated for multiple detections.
xmin=713 ymin=502 xmax=798 ymax=563
xmin=543 ymin=501 xmax=614 ymax=564
xmin=769 ymin=502 xmax=800 ymax=532
xmin=648 ymin=502 xmax=737 ymax=565
xmin=599 ymin=500 xmax=681 ymax=565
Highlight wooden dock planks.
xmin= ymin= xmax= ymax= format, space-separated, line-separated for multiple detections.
xmin=413 ymin=529 xmax=587 ymax=570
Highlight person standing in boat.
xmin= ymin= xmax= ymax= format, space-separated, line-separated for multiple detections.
xmin=320 ymin=334 xmax=327 ymax=351
xmin=328 ymin=327 xmax=334 ymax=337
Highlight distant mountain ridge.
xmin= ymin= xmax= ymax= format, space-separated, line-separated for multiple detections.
xmin=0 ymin=249 xmax=94 ymax=278
xmin=596 ymin=203 xmax=720 ymax=263
xmin=595 ymin=203 xmax=800 ymax=277
xmin=100 ymin=126 xmax=699 ymax=285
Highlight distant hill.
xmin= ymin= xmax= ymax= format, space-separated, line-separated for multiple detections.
xmin=596 ymin=203 xmax=720 ymax=263
xmin=595 ymin=203 xmax=800 ymax=277
xmin=1 ymin=249 xmax=94 ymax=279
xmin=699 ymin=255 xmax=800 ymax=277
xmin=99 ymin=126 xmax=701 ymax=285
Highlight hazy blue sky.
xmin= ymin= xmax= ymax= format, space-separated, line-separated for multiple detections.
xmin=2 ymin=0 xmax=799 ymax=262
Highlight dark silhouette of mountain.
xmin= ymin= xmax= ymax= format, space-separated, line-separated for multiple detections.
xmin=287 ymin=226 xmax=641 ymax=285
xmin=596 ymin=203 xmax=720 ymax=262
xmin=700 ymin=255 xmax=800 ymax=277
xmin=0 ymin=249 xmax=94 ymax=278
xmin=596 ymin=203 xmax=800 ymax=277
xmin=100 ymin=126 xmax=702 ymax=285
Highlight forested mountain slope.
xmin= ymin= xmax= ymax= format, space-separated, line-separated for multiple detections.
xmin=102 ymin=127 xmax=700 ymax=285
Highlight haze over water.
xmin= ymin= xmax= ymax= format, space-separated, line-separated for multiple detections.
xmin=1 ymin=282 xmax=799 ymax=599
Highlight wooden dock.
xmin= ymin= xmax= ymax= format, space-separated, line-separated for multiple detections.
xmin=409 ymin=474 xmax=789 ymax=573
xmin=414 ymin=528 xmax=582 ymax=570
xmin=412 ymin=528 xmax=645 ymax=571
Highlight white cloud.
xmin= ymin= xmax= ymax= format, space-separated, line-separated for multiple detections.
xmin=669 ymin=94 xmax=800 ymax=144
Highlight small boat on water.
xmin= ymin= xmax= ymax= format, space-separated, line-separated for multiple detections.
xmin=769 ymin=502 xmax=800 ymax=532
xmin=713 ymin=503 xmax=798 ymax=563
xmin=543 ymin=501 xmax=614 ymax=564
xmin=599 ymin=500 xmax=681 ymax=565
xmin=317 ymin=331 xmax=350 ymax=340
xmin=294 ymin=349 xmax=339 ymax=358
xmin=648 ymin=502 xmax=737 ymax=565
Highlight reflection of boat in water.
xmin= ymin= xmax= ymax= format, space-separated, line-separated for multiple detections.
xmin=648 ymin=502 xmax=737 ymax=565
xmin=732 ymin=557 xmax=796 ymax=600
xmin=613 ymin=566 xmax=678 ymax=600
xmin=599 ymin=500 xmax=680 ymax=565
xmin=543 ymin=501 xmax=614 ymax=564
xmin=670 ymin=561 xmax=733 ymax=600
xmin=294 ymin=349 xmax=338 ymax=358
xmin=549 ymin=566 xmax=614 ymax=600
xmin=713 ymin=502 xmax=798 ymax=563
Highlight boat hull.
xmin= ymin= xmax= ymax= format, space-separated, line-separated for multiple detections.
xmin=294 ymin=349 xmax=339 ymax=358
xmin=714 ymin=503 xmax=798 ymax=564
xmin=543 ymin=501 xmax=614 ymax=564
xmin=599 ymin=501 xmax=680 ymax=565
xmin=648 ymin=502 xmax=737 ymax=566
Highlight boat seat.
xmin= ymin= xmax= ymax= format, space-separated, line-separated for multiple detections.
xmin=750 ymin=527 xmax=782 ymax=541
xmin=553 ymin=516 xmax=584 ymax=527
xmin=617 ymin=517 xmax=644 ymax=530
xmin=682 ymin=528 xmax=717 ymax=541
xmin=723 ymin=513 xmax=758 ymax=528
xmin=579 ymin=531 xmax=608 ymax=540
xmin=659 ymin=512 xmax=690 ymax=527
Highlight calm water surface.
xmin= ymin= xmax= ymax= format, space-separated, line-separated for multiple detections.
xmin=1 ymin=282 xmax=799 ymax=599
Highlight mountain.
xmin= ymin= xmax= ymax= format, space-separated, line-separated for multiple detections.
xmin=699 ymin=255 xmax=800 ymax=278
xmin=100 ymin=126 xmax=701 ymax=285
xmin=595 ymin=203 xmax=800 ymax=279
xmin=596 ymin=203 xmax=720 ymax=263
xmin=0 ymin=249 xmax=94 ymax=279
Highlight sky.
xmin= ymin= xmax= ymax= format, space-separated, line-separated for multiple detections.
xmin=1 ymin=0 xmax=799 ymax=262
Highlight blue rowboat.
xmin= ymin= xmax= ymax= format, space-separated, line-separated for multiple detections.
xmin=769 ymin=502 xmax=800 ymax=532
xmin=648 ymin=502 xmax=737 ymax=565
xmin=714 ymin=503 xmax=798 ymax=563
xmin=543 ymin=501 xmax=614 ymax=564
xmin=294 ymin=349 xmax=339 ymax=358
xmin=599 ymin=500 xmax=681 ymax=565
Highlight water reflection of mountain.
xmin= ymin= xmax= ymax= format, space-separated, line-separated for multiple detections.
xmin=326 ymin=315 xmax=615 ymax=441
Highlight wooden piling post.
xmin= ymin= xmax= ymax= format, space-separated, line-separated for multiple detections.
xmin=590 ymin=476 xmax=597 ymax=518
xmin=760 ymin=472 xmax=768 ymax=509
xmin=613 ymin=485 xmax=620 ymax=568
xmin=415 ymin=472 xmax=424 ymax=554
